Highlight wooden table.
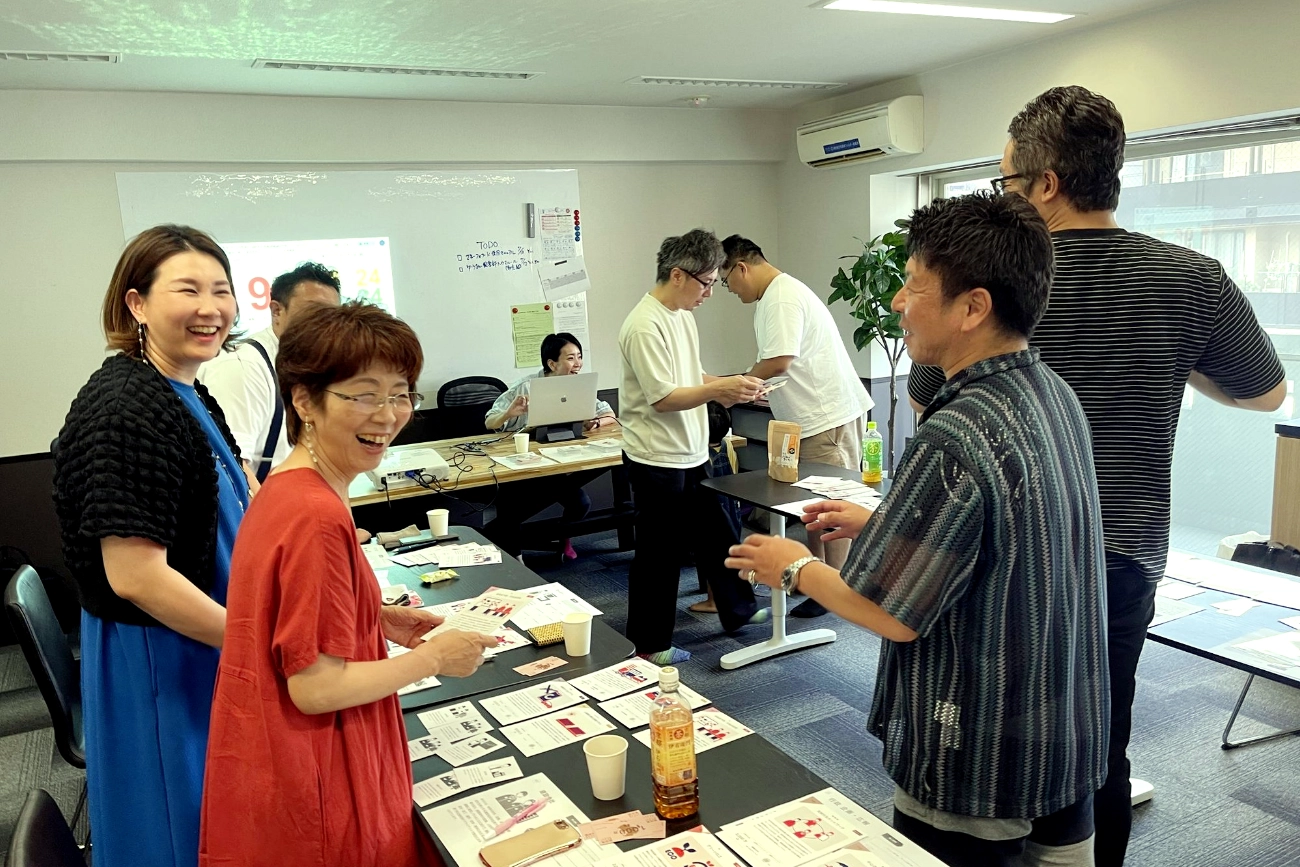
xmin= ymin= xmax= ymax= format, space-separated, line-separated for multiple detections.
xmin=349 ymin=427 xmax=627 ymax=507
xmin=383 ymin=526 xmax=635 ymax=710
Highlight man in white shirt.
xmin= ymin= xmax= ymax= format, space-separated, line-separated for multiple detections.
xmin=720 ymin=235 xmax=874 ymax=618
xmin=200 ymin=263 xmax=341 ymax=482
xmin=618 ymin=228 xmax=768 ymax=665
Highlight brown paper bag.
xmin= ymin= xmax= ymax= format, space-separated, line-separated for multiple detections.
xmin=767 ymin=420 xmax=802 ymax=482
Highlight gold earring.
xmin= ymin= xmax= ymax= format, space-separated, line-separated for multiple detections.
xmin=304 ymin=420 xmax=319 ymax=466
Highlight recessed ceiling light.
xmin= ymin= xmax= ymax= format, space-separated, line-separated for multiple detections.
xmin=633 ymin=76 xmax=845 ymax=90
xmin=252 ymin=59 xmax=539 ymax=79
xmin=819 ymin=0 xmax=1073 ymax=23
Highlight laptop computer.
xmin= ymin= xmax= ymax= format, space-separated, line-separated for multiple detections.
xmin=527 ymin=371 xmax=599 ymax=443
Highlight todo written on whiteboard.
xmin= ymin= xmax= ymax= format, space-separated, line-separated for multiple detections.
xmin=114 ymin=169 xmax=592 ymax=390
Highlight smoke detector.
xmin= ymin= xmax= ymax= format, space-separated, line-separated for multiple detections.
xmin=686 ymin=96 xmax=710 ymax=107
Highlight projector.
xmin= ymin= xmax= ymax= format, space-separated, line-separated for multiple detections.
xmin=365 ymin=448 xmax=453 ymax=490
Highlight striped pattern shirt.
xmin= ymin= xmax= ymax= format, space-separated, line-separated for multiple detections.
xmin=847 ymin=348 xmax=1109 ymax=818
xmin=909 ymin=229 xmax=1285 ymax=584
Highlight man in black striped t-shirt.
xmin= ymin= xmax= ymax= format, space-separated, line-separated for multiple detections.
xmin=730 ymin=192 xmax=1108 ymax=867
xmin=909 ymin=86 xmax=1286 ymax=867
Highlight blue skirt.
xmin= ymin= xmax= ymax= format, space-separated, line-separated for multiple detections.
xmin=81 ymin=611 xmax=221 ymax=867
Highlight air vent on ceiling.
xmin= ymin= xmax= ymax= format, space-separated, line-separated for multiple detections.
xmin=633 ymin=76 xmax=844 ymax=91
xmin=252 ymin=59 xmax=538 ymax=80
xmin=0 ymin=51 xmax=120 ymax=63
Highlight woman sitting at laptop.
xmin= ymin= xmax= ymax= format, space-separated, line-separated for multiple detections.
xmin=485 ymin=332 xmax=616 ymax=432
xmin=482 ymin=333 xmax=616 ymax=560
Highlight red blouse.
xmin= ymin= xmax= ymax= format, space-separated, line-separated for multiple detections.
xmin=200 ymin=468 xmax=423 ymax=867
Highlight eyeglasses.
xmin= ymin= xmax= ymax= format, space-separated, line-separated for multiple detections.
xmin=720 ymin=263 xmax=738 ymax=289
xmin=325 ymin=390 xmax=423 ymax=414
xmin=990 ymin=173 xmax=1027 ymax=194
xmin=677 ymin=267 xmax=718 ymax=291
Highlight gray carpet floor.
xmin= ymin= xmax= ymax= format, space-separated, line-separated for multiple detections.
xmin=2 ymin=526 xmax=1298 ymax=865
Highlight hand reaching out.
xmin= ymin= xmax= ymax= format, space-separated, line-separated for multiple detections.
xmin=802 ymin=499 xmax=873 ymax=542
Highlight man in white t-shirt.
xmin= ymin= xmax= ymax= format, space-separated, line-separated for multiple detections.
xmin=618 ymin=228 xmax=769 ymax=665
xmin=199 ymin=262 xmax=341 ymax=483
xmin=720 ymin=235 xmax=874 ymax=618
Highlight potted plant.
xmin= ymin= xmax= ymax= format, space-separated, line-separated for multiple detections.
xmin=828 ymin=220 xmax=909 ymax=475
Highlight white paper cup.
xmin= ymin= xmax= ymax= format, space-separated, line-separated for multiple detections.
xmin=583 ymin=734 xmax=628 ymax=800
xmin=426 ymin=508 xmax=450 ymax=537
xmin=514 ymin=433 xmax=530 ymax=454
xmin=562 ymin=611 xmax=593 ymax=656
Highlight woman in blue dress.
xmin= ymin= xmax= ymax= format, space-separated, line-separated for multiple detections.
xmin=53 ymin=224 xmax=249 ymax=867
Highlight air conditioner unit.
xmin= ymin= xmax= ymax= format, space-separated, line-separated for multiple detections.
xmin=797 ymin=96 xmax=923 ymax=168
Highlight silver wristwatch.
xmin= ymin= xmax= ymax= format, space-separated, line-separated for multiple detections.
xmin=781 ymin=555 xmax=820 ymax=596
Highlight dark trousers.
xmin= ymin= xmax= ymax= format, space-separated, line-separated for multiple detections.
xmin=893 ymin=794 xmax=1094 ymax=867
xmin=481 ymin=468 xmax=605 ymax=556
xmin=1094 ymin=554 xmax=1158 ymax=867
xmin=623 ymin=455 xmax=757 ymax=654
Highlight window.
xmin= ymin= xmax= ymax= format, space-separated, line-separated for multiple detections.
xmin=925 ymin=136 xmax=1300 ymax=555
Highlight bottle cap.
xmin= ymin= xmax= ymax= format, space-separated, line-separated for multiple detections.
xmin=659 ymin=667 xmax=679 ymax=690
xmin=867 ymin=421 xmax=877 ymax=430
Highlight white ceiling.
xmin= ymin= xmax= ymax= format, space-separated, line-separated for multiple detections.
xmin=0 ymin=0 xmax=1183 ymax=109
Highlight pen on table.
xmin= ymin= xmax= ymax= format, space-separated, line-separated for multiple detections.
xmin=488 ymin=796 xmax=550 ymax=839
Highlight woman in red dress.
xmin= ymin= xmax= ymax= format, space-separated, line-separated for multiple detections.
xmin=199 ymin=302 xmax=497 ymax=867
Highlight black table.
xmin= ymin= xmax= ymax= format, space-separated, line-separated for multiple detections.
xmin=701 ymin=462 xmax=867 ymax=670
xmin=384 ymin=526 xmax=635 ymax=710
xmin=1147 ymin=551 xmax=1300 ymax=749
xmin=405 ymin=677 xmax=828 ymax=864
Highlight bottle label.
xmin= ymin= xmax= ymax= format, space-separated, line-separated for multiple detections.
xmin=864 ymin=439 xmax=882 ymax=468
xmin=650 ymin=723 xmax=697 ymax=785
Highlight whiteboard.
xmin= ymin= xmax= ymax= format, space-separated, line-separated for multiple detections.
xmin=115 ymin=170 xmax=588 ymax=397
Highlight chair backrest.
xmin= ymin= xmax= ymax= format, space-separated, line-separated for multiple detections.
xmin=437 ymin=376 xmax=509 ymax=409
xmin=5 ymin=788 xmax=85 ymax=867
xmin=4 ymin=566 xmax=84 ymax=768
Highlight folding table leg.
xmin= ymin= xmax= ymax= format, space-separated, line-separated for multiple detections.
xmin=1221 ymin=673 xmax=1300 ymax=750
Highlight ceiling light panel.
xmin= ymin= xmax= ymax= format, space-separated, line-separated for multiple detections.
xmin=252 ymin=59 xmax=539 ymax=79
xmin=0 ymin=51 xmax=121 ymax=62
xmin=633 ymin=76 xmax=845 ymax=91
xmin=820 ymin=1 xmax=1074 ymax=23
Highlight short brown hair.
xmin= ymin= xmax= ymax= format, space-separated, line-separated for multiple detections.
xmin=277 ymin=301 xmax=424 ymax=445
xmin=102 ymin=224 xmax=238 ymax=357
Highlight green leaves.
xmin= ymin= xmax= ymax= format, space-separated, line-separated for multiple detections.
xmin=828 ymin=229 xmax=909 ymax=354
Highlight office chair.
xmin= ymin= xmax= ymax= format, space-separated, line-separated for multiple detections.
xmin=5 ymin=788 xmax=85 ymax=867
xmin=4 ymin=567 xmax=87 ymax=833
xmin=436 ymin=376 xmax=509 ymax=408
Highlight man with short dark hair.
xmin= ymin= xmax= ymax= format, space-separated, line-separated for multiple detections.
xmin=729 ymin=192 xmax=1109 ymax=867
xmin=200 ymin=262 xmax=342 ymax=481
xmin=719 ymin=235 xmax=874 ymax=619
xmin=909 ymin=86 xmax=1287 ymax=866
xmin=618 ymin=229 xmax=767 ymax=665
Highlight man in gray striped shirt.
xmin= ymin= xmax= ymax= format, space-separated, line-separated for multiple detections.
xmin=729 ymin=192 xmax=1109 ymax=867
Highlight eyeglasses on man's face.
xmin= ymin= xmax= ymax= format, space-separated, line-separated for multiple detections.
xmin=325 ymin=390 xmax=423 ymax=414
xmin=720 ymin=262 xmax=739 ymax=290
xmin=990 ymin=173 xmax=1027 ymax=195
xmin=677 ymin=267 xmax=718 ymax=291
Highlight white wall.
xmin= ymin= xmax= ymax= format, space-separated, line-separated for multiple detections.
xmin=0 ymin=91 xmax=784 ymax=457
xmin=776 ymin=0 xmax=1300 ymax=378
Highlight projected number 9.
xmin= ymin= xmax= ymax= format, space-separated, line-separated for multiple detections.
xmin=247 ymin=277 xmax=271 ymax=311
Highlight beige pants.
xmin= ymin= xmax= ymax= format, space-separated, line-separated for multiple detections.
xmin=798 ymin=416 xmax=864 ymax=570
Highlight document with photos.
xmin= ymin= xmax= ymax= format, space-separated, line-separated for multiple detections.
xmin=422 ymin=588 xmax=532 ymax=640
xmin=421 ymin=772 xmax=622 ymax=867
xmin=633 ymin=707 xmax=753 ymax=754
xmin=568 ymin=658 xmax=663 ymax=701
xmin=484 ymin=627 xmax=531 ymax=657
xmin=436 ymin=733 xmax=507 ymax=767
xmin=510 ymin=582 xmax=603 ymax=632
xmin=719 ymin=788 xmax=946 ymax=867
xmin=598 ymin=683 xmax=710 ymax=729
xmin=593 ymin=827 xmax=744 ymax=867
xmin=408 ymin=717 xmax=494 ymax=761
xmin=479 ymin=679 xmax=587 ymax=726
xmin=397 ymin=675 xmax=441 ymax=696
xmin=412 ymin=756 xmax=524 ymax=808
xmin=498 ymin=704 xmax=617 ymax=757
xmin=416 ymin=701 xmax=491 ymax=732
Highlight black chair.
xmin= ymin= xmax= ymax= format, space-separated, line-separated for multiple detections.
xmin=5 ymin=788 xmax=85 ymax=867
xmin=436 ymin=375 xmax=509 ymax=408
xmin=4 ymin=567 xmax=87 ymax=832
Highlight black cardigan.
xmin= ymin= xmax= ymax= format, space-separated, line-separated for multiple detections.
xmin=53 ymin=354 xmax=242 ymax=626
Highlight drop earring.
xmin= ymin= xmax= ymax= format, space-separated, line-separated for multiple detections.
xmin=304 ymin=420 xmax=319 ymax=467
xmin=137 ymin=322 xmax=146 ymax=358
